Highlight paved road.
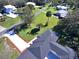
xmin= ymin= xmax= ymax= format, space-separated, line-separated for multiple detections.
xmin=34 ymin=6 xmax=48 ymax=16
xmin=0 ymin=26 xmax=6 ymax=32
xmin=34 ymin=3 xmax=52 ymax=17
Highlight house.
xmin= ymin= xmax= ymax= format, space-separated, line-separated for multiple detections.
xmin=3 ymin=5 xmax=17 ymax=14
xmin=17 ymin=30 xmax=76 ymax=59
xmin=56 ymin=5 xmax=68 ymax=10
xmin=2 ymin=5 xmax=18 ymax=18
xmin=26 ymin=2 xmax=36 ymax=6
xmin=53 ymin=10 xmax=68 ymax=19
xmin=58 ymin=10 xmax=68 ymax=18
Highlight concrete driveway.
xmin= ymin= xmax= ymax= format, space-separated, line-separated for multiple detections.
xmin=4 ymin=34 xmax=30 ymax=53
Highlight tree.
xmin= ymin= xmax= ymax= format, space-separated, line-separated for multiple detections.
xmin=19 ymin=5 xmax=34 ymax=26
xmin=45 ymin=11 xmax=52 ymax=26
xmin=53 ymin=9 xmax=79 ymax=57
xmin=49 ymin=0 xmax=62 ymax=6
xmin=14 ymin=0 xmax=26 ymax=8
xmin=64 ymin=0 xmax=79 ymax=9
xmin=27 ymin=4 xmax=35 ymax=10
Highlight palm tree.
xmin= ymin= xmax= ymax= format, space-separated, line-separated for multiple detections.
xmin=45 ymin=11 xmax=52 ymax=26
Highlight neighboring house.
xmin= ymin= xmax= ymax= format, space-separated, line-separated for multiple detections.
xmin=17 ymin=30 xmax=76 ymax=59
xmin=26 ymin=2 xmax=36 ymax=9
xmin=26 ymin=2 xmax=36 ymax=6
xmin=2 ymin=5 xmax=18 ymax=18
xmin=56 ymin=5 xmax=68 ymax=10
xmin=53 ymin=10 xmax=68 ymax=19
xmin=53 ymin=5 xmax=69 ymax=19
xmin=57 ymin=10 xmax=68 ymax=18
xmin=3 ymin=5 xmax=17 ymax=14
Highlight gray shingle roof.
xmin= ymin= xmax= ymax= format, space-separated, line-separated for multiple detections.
xmin=33 ymin=30 xmax=58 ymax=43
xmin=17 ymin=50 xmax=37 ymax=59
xmin=28 ymin=46 xmax=41 ymax=59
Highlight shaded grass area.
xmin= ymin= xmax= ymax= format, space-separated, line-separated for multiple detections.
xmin=0 ymin=38 xmax=19 ymax=59
xmin=32 ymin=7 xmax=40 ymax=14
xmin=19 ymin=11 xmax=59 ymax=42
xmin=0 ymin=16 xmax=21 ymax=28
xmin=9 ymin=51 xmax=20 ymax=59
xmin=0 ymin=38 xmax=4 ymax=52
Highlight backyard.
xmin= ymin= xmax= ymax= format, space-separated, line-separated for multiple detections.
xmin=0 ymin=5 xmax=59 ymax=42
xmin=18 ymin=7 xmax=59 ymax=41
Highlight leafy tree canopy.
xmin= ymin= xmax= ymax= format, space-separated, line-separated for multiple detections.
xmin=53 ymin=9 xmax=79 ymax=56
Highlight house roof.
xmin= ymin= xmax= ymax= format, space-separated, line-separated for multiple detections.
xmin=33 ymin=30 xmax=58 ymax=43
xmin=58 ymin=10 xmax=68 ymax=14
xmin=18 ymin=37 xmax=50 ymax=59
xmin=26 ymin=2 xmax=36 ymax=6
xmin=57 ymin=10 xmax=68 ymax=17
xmin=4 ymin=5 xmax=16 ymax=10
xmin=57 ymin=5 xmax=68 ymax=10
xmin=17 ymin=50 xmax=37 ymax=59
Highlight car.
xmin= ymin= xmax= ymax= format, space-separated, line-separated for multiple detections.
xmin=6 ymin=29 xmax=15 ymax=35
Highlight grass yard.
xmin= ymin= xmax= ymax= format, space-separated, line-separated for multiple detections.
xmin=0 ymin=38 xmax=19 ymax=59
xmin=9 ymin=50 xmax=20 ymax=59
xmin=0 ymin=16 xmax=21 ymax=28
xmin=19 ymin=11 xmax=59 ymax=42
xmin=32 ymin=7 xmax=40 ymax=14
xmin=0 ymin=5 xmax=59 ymax=42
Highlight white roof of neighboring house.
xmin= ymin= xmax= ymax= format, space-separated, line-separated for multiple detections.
xmin=4 ymin=5 xmax=16 ymax=10
xmin=57 ymin=5 xmax=68 ymax=10
xmin=58 ymin=10 xmax=68 ymax=17
xmin=26 ymin=2 xmax=36 ymax=6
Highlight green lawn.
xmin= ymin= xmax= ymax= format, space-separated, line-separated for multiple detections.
xmin=0 ymin=38 xmax=19 ymax=59
xmin=32 ymin=8 xmax=40 ymax=14
xmin=19 ymin=11 xmax=59 ymax=42
xmin=0 ymin=6 xmax=59 ymax=42
xmin=9 ymin=51 xmax=20 ymax=59
xmin=0 ymin=16 xmax=21 ymax=28
xmin=0 ymin=5 xmax=59 ymax=59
